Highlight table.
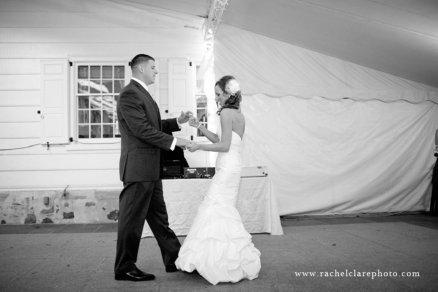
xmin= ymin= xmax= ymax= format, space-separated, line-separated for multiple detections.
xmin=142 ymin=166 xmax=283 ymax=237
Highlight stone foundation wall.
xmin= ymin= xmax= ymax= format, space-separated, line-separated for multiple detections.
xmin=0 ymin=187 xmax=120 ymax=224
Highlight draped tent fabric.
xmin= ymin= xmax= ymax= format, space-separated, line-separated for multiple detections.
xmin=215 ymin=25 xmax=438 ymax=215
xmin=215 ymin=25 xmax=438 ymax=104
xmin=240 ymin=95 xmax=438 ymax=215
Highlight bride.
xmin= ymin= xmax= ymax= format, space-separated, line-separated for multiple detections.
xmin=175 ymin=75 xmax=261 ymax=285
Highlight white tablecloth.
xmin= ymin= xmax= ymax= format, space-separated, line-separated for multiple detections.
xmin=142 ymin=168 xmax=283 ymax=237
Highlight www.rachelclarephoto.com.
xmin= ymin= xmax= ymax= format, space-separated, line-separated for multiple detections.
xmin=294 ymin=269 xmax=421 ymax=280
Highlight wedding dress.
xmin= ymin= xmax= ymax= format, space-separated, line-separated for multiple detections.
xmin=175 ymin=130 xmax=261 ymax=285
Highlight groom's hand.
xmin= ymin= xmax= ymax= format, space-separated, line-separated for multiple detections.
xmin=177 ymin=111 xmax=193 ymax=124
xmin=175 ymin=137 xmax=190 ymax=149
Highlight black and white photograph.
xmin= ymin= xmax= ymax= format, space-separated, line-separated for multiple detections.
xmin=0 ymin=0 xmax=437 ymax=291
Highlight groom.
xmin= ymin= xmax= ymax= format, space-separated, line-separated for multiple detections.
xmin=114 ymin=54 xmax=192 ymax=281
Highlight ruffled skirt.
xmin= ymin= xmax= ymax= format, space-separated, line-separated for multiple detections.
xmin=175 ymin=198 xmax=261 ymax=285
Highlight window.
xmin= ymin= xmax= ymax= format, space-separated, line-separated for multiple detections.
xmin=196 ymin=94 xmax=208 ymax=136
xmin=75 ymin=64 xmax=128 ymax=140
xmin=195 ymin=65 xmax=208 ymax=137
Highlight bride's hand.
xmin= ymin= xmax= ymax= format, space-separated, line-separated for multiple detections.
xmin=188 ymin=117 xmax=200 ymax=128
xmin=187 ymin=142 xmax=201 ymax=152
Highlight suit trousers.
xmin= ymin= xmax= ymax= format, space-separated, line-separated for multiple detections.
xmin=114 ymin=180 xmax=181 ymax=274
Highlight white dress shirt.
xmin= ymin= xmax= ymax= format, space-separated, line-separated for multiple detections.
xmin=131 ymin=78 xmax=178 ymax=151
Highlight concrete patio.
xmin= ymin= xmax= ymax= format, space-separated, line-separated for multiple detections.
xmin=0 ymin=213 xmax=437 ymax=291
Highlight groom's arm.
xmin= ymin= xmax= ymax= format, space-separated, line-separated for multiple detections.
xmin=162 ymin=118 xmax=180 ymax=133
xmin=118 ymin=92 xmax=175 ymax=150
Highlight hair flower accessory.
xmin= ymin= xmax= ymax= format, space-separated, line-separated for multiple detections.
xmin=225 ymin=79 xmax=240 ymax=95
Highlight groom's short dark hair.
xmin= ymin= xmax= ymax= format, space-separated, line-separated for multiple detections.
xmin=129 ymin=54 xmax=155 ymax=68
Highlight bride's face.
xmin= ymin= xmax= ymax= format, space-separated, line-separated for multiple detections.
xmin=215 ymin=85 xmax=228 ymax=107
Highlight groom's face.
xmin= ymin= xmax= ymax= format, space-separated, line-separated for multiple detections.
xmin=139 ymin=60 xmax=158 ymax=85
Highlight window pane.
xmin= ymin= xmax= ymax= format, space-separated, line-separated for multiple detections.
xmin=78 ymin=125 xmax=89 ymax=138
xmin=115 ymin=123 xmax=121 ymax=137
xmin=78 ymin=66 xmax=88 ymax=79
xmin=103 ymin=125 xmax=114 ymax=138
xmin=102 ymin=80 xmax=113 ymax=93
xmin=77 ymin=80 xmax=89 ymax=94
xmin=114 ymin=80 xmax=124 ymax=93
xmin=91 ymin=110 xmax=101 ymax=123
xmin=196 ymin=95 xmax=207 ymax=107
xmin=90 ymin=80 xmax=101 ymax=94
xmin=90 ymin=66 xmax=101 ymax=79
xmin=102 ymin=95 xmax=114 ymax=111
xmin=78 ymin=110 xmax=89 ymax=123
xmin=90 ymin=96 xmax=101 ymax=109
xmin=102 ymin=95 xmax=115 ymax=123
xmin=197 ymin=109 xmax=207 ymax=123
xmin=114 ymin=66 xmax=124 ymax=78
xmin=90 ymin=125 xmax=102 ymax=138
xmin=197 ymin=127 xmax=205 ymax=137
xmin=102 ymin=110 xmax=113 ymax=123
xmin=102 ymin=66 xmax=112 ymax=78
xmin=78 ymin=96 xmax=89 ymax=109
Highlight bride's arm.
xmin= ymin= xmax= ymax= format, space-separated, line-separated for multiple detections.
xmin=188 ymin=117 xmax=219 ymax=143
xmin=197 ymin=124 xmax=220 ymax=143
xmin=198 ymin=109 xmax=232 ymax=152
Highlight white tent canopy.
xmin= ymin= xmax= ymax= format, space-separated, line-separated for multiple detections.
xmin=215 ymin=25 xmax=438 ymax=103
xmin=134 ymin=0 xmax=438 ymax=88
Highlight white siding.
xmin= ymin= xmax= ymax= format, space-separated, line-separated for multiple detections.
xmin=0 ymin=91 xmax=40 ymax=106
xmin=0 ymin=0 xmax=206 ymax=189
xmin=0 ymin=75 xmax=40 ymax=90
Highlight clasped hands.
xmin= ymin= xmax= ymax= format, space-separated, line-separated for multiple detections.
xmin=186 ymin=116 xmax=202 ymax=152
xmin=176 ymin=140 xmax=200 ymax=152
xmin=186 ymin=141 xmax=201 ymax=152
xmin=175 ymin=111 xmax=201 ymax=152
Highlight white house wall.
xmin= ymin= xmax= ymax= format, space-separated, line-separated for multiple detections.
xmin=0 ymin=0 xmax=206 ymax=190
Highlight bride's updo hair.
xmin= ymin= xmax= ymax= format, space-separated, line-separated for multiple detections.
xmin=216 ymin=75 xmax=241 ymax=115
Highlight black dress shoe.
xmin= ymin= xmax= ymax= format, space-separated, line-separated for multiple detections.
xmin=115 ymin=269 xmax=155 ymax=281
xmin=183 ymin=269 xmax=199 ymax=275
xmin=165 ymin=264 xmax=178 ymax=273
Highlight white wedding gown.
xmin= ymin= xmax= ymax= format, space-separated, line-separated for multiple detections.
xmin=175 ymin=130 xmax=261 ymax=285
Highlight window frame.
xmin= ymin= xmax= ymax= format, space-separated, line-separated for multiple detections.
xmin=191 ymin=63 xmax=209 ymax=142
xmin=69 ymin=59 xmax=130 ymax=145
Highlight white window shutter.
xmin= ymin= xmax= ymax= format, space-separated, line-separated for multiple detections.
xmin=168 ymin=58 xmax=195 ymax=139
xmin=168 ymin=58 xmax=208 ymax=166
xmin=40 ymin=60 xmax=69 ymax=144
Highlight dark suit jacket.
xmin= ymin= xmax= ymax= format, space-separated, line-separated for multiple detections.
xmin=117 ymin=80 xmax=180 ymax=182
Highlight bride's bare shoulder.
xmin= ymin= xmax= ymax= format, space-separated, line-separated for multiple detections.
xmin=219 ymin=108 xmax=234 ymax=118
xmin=220 ymin=109 xmax=245 ymax=125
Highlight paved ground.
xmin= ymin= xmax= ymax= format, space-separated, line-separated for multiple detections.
xmin=0 ymin=214 xmax=437 ymax=291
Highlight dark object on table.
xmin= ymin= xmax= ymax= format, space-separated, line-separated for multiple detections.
xmin=161 ymin=133 xmax=189 ymax=179
xmin=183 ymin=167 xmax=216 ymax=179
xmin=162 ymin=159 xmax=187 ymax=179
